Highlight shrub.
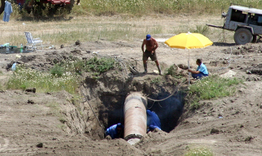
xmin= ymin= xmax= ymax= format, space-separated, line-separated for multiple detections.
xmin=165 ymin=65 xmax=184 ymax=79
xmin=50 ymin=64 xmax=65 ymax=77
xmin=85 ymin=57 xmax=116 ymax=74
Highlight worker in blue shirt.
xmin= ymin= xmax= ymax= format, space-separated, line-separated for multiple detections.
xmin=188 ymin=59 xmax=209 ymax=79
xmin=146 ymin=110 xmax=161 ymax=132
xmin=105 ymin=123 xmax=123 ymax=139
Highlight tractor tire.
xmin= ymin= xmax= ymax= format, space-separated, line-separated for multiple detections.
xmin=65 ymin=0 xmax=75 ymax=13
xmin=234 ymin=28 xmax=253 ymax=45
xmin=48 ymin=4 xmax=59 ymax=17
xmin=0 ymin=0 xmax=5 ymax=15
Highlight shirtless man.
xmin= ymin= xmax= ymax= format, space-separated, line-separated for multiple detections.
xmin=141 ymin=34 xmax=161 ymax=75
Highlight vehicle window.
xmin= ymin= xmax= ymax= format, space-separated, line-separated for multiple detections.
xmin=248 ymin=14 xmax=258 ymax=25
xmin=258 ymin=16 xmax=262 ymax=24
xmin=231 ymin=9 xmax=246 ymax=22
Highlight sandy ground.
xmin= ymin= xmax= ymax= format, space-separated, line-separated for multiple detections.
xmin=0 ymin=15 xmax=262 ymax=156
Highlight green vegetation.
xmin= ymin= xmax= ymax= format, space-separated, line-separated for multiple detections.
xmin=151 ymin=77 xmax=161 ymax=84
xmin=73 ymin=0 xmax=262 ymax=16
xmin=50 ymin=64 xmax=65 ymax=77
xmin=187 ymin=75 xmax=243 ymax=110
xmin=165 ymin=65 xmax=184 ymax=79
xmin=7 ymin=66 xmax=79 ymax=94
xmin=1 ymin=0 xmax=259 ymax=46
xmin=190 ymin=25 xmax=209 ymax=36
xmin=85 ymin=57 xmax=116 ymax=73
xmin=9 ymin=0 xmax=262 ymax=18
xmin=58 ymin=56 xmax=117 ymax=77
xmin=184 ymin=146 xmax=213 ymax=156
xmin=6 ymin=57 xmax=116 ymax=94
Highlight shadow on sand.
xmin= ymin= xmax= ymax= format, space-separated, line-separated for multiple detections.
xmin=212 ymin=42 xmax=236 ymax=47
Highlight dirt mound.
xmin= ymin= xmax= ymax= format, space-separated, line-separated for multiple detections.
xmin=1 ymin=38 xmax=262 ymax=155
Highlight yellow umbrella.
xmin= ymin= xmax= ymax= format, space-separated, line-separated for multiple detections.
xmin=165 ymin=32 xmax=213 ymax=85
xmin=165 ymin=32 xmax=213 ymax=49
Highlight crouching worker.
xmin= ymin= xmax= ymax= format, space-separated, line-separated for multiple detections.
xmin=105 ymin=123 xmax=124 ymax=139
xmin=188 ymin=59 xmax=209 ymax=79
xmin=146 ymin=110 xmax=161 ymax=132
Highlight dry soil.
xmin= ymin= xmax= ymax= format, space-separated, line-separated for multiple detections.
xmin=0 ymin=15 xmax=262 ymax=156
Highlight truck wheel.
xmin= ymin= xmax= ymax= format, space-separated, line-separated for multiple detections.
xmin=234 ymin=28 xmax=253 ymax=45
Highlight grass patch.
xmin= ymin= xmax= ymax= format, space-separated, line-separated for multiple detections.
xmin=187 ymin=75 xmax=243 ymax=110
xmin=77 ymin=0 xmax=261 ymax=16
xmin=50 ymin=64 xmax=65 ymax=77
xmin=190 ymin=25 xmax=209 ymax=36
xmin=6 ymin=57 xmax=117 ymax=93
xmin=185 ymin=146 xmax=213 ymax=156
xmin=2 ymin=0 xmax=254 ymax=47
xmin=9 ymin=0 xmax=262 ymax=18
xmin=1 ymin=21 xmax=165 ymax=48
xmin=6 ymin=64 xmax=80 ymax=94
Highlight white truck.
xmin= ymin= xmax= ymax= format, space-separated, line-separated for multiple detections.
xmin=207 ymin=5 xmax=262 ymax=45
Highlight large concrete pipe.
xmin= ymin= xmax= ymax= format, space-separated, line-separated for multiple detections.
xmin=124 ymin=92 xmax=147 ymax=145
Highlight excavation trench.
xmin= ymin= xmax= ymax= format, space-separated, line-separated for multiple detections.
xmin=73 ymin=72 xmax=186 ymax=141
xmin=100 ymin=91 xmax=185 ymax=133
xmin=7 ymin=50 xmax=186 ymax=143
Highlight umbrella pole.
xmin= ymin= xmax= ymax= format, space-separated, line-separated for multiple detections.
xmin=188 ymin=50 xmax=190 ymax=86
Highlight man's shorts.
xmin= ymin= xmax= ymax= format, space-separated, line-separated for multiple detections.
xmin=143 ymin=50 xmax=157 ymax=61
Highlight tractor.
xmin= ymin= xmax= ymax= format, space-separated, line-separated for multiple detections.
xmin=13 ymin=0 xmax=79 ymax=16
